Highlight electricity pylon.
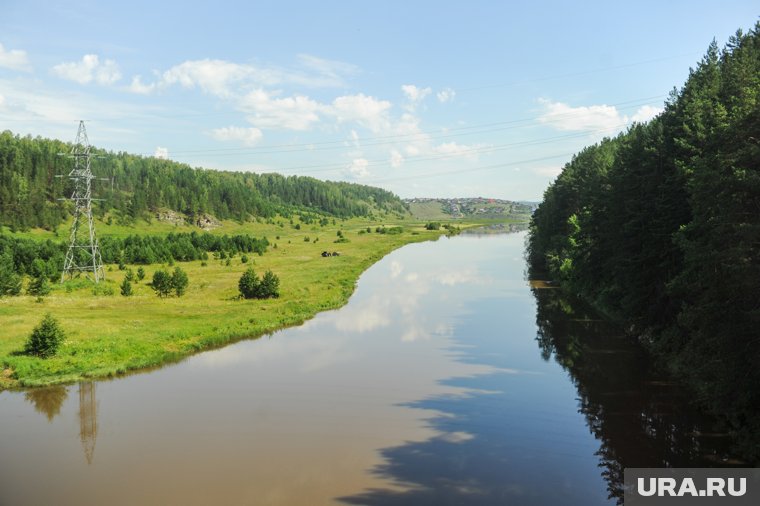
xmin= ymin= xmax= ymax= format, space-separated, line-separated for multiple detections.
xmin=60 ymin=121 xmax=105 ymax=283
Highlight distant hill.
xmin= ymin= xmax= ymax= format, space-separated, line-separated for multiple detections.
xmin=405 ymin=197 xmax=535 ymax=221
xmin=0 ymin=130 xmax=407 ymax=231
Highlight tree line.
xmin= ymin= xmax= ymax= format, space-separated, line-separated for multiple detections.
xmin=0 ymin=132 xmax=407 ymax=231
xmin=528 ymin=24 xmax=760 ymax=460
xmin=0 ymin=231 xmax=268 ymax=285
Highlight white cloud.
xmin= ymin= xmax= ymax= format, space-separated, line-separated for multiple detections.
xmin=52 ymin=54 xmax=122 ymax=85
xmin=330 ymin=93 xmax=392 ymax=132
xmin=240 ymin=89 xmax=322 ymax=130
xmin=0 ymin=93 xmax=5 ymax=108
xmin=401 ymin=84 xmax=431 ymax=111
xmin=128 ymin=75 xmax=156 ymax=94
xmin=159 ymin=59 xmax=252 ymax=97
xmin=433 ymin=141 xmax=485 ymax=159
xmin=390 ymin=149 xmax=404 ymax=168
xmin=345 ymin=158 xmax=370 ymax=178
xmin=296 ymin=54 xmax=359 ymax=86
xmin=538 ymin=98 xmax=626 ymax=132
xmin=128 ymin=55 xmax=359 ymax=96
xmin=631 ymin=104 xmax=663 ymax=124
xmin=211 ymin=126 xmax=263 ymax=146
xmin=390 ymin=261 xmax=403 ymax=278
xmin=437 ymin=87 xmax=455 ymax=103
xmin=154 ymin=147 xmax=169 ymax=159
xmin=0 ymin=43 xmax=31 ymax=72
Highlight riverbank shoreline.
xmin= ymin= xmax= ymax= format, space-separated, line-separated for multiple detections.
xmin=1 ymin=219 xmax=514 ymax=390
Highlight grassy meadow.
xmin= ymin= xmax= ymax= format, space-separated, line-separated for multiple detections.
xmin=1 ymin=215 xmax=460 ymax=389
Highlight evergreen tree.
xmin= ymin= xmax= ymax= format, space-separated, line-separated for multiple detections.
xmin=151 ymin=269 xmax=173 ymax=298
xmin=24 ymin=313 xmax=65 ymax=358
xmin=238 ymin=267 xmax=259 ymax=299
xmin=260 ymin=269 xmax=280 ymax=298
xmin=170 ymin=267 xmax=189 ymax=297
xmin=120 ymin=277 xmax=133 ymax=296
xmin=0 ymin=251 xmax=21 ymax=296
xmin=27 ymin=274 xmax=51 ymax=296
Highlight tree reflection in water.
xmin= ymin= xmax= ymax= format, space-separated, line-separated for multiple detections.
xmin=533 ymin=287 xmax=740 ymax=504
xmin=24 ymin=385 xmax=68 ymax=422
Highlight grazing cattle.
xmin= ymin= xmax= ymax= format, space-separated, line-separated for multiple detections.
xmin=332 ymin=252 xmax=340 ymax=257
xmin=321 ymin=251 xmax=331 ymax=257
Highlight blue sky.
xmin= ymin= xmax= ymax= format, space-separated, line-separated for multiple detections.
xmin=1 ymin=1 xmax=757 ymax=200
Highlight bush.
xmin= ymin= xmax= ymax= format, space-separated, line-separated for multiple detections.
xmin=0 ymin=252 xmax=22 ymax=296
xmin=241 ymin=254 xmax=249 ymax=264
xmin=136 ymin=266 xmax=145 ymax=281
xmin=92 ymin=283 xmax=115 ymax=296
xmin=27 ymin=275 xmax=51 ymax=296
xmin=238 ymin=267 xmax=260 ymax=299
xmin=260 ymin=270 xmax=280 ymax=298
xmin=425 ymin=222 xmax=441 ymax=230
xmin=152 ymin=269 xmax=173 ymax=297
xmin=238 ymin=268 xmax=280 ymax=299
xmin=171 ymin=267 xmax=189 ymax=297
xmin=24 ymin=313 xmax=65 ymax=358
xmin=120 ymin=277 xmax=133 ymax=296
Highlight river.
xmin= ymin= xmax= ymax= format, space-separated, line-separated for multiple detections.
xmin=0 ymin=231 xmax=736 ymax=505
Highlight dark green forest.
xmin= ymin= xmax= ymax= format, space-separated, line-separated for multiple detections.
xmin=0 ymin=132 xmax=407 ymax=231
xmin=528 ymin=25 xmax=760 ymax=460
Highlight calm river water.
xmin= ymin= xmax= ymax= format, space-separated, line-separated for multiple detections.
xmin=0 ymin=231 xmax=735 ymax=505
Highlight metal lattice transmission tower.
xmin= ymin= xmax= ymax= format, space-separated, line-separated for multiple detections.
xmin=61 ymin=121 xmax=105 ymax=283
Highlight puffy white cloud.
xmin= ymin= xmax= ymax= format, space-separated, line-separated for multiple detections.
xmin=345 ymin=158 xmax=370 ymax=178
xmin=154 ymin=147 xmax=169 ymax=159
xmin=631 ymin=104 xmax=663 ymax=124
xmin=0 ymin=43 xmax=31 ymax=72
xmin=159 ymin=59 xmax=252 ymax=97
xmin=330 ymin=93 xmax=392 ymax=132
xmin=211 ymin=126 xmax=263 ymax=146
xmin=128 ymin=75 xmax=156 ymax=94
xmin=401 ymin=84 xmax=431 ymax=111
xmin=52 ymin=54 xmax=122 ymax=85
xmin=433 ymin=141 xmax=485 ymax=159
xmin=128 ymin=54 xmax=358 ymax=96
xmin=436 ymin=87 xmax=455 ymax=103
xmin=538 ymin=98 xmax=626 ymax=132
xmin=240 ymin=89 xmax=322 ymax=130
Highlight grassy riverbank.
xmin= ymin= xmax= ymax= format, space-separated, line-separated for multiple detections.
xmin=1 ymin=217 xmax=472 ymax=389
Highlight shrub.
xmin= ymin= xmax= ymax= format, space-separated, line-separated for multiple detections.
xmin=425 ymin=222 xmax=441 ymax=230
xmin=171 ymin=267 xmax=189 ymax=297
xmin=151 ymin=269 xmax=173 ymax=297
xmin=92 ymin=283 xmax=115 ymax=296
xmin=24 ymin=313 xmax=65 ymax=358
xmin=241 ymin=254 xmax=249 ymax=264
xmin=120 ymin=277 xmax=133 ymax=296
xmin=0 ymin=252 xmax=22 ymax=296
xmin=238 ymin=267 xmax=260 ymax=299
xmin=136 ymin=266 xmax=145 ymax=281
xmin=27 ymin=275 xmax=51 ymax=296
xmin=260 ymin=270 xmax=280 ymax=298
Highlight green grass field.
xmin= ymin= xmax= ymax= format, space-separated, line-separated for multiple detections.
xmin=1 ymin=216 xmax=467 ymax=389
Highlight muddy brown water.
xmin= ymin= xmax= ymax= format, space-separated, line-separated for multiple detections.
xmin=0 ymin=231 xmax=736 ymax=505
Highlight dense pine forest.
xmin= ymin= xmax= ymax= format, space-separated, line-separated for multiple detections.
xmin=528 ymin=25 xmax=760 ymax=460
xmin=0 ymin=132 xmax=407 ymax=231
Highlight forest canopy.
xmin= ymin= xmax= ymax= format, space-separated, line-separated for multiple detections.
xmin=0 ymin=132 xmax=407 ymax=231
xmin=528 ymin=24 xmax=760 ymax=459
